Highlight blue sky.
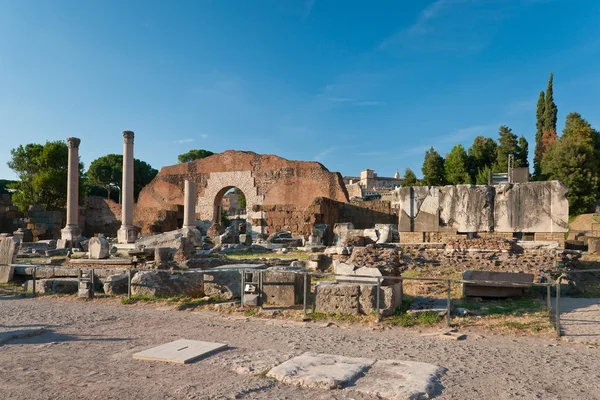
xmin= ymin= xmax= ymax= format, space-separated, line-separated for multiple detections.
xmin=1 ymin=0 xmax=599 ymax=180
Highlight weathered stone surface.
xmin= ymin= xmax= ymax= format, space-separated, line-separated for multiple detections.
xmin=14 ymin=266 xmax=116 ymax=279
xmin=315 ymin=282 xmax=402 ymax=315
xmin=589 ymin=237 xmax=600 ymax=255
xmin=131 ymin=271 xmax=204 ymax=297
xmin=207 ymin=223 xmax=226 ymax=237
xmin=262 ymin=268 xmax=308 ymax=306
xmin=374 ymin=224 xmax=399 ymax=243
xmin=494 ymin=181 xmax=568 ymax=233
xmin=238 ymin=234 xmax=252 ymax=246
xmin=136 ymin=227 xmax=202 ymax=250
xmin=462 ymin=270 xmax=534 ymax=297
xmin=333 ymin=223 xmax=354 ymax=246
xmin=0 ymin=236 xmax=20 ymax=265
xmin=103 ymin=273 xmax=129 ymax=295
xmin=155 ymin=247 xmax=174 ymax=269
xmin=13 ymin=228 xmax=33 ymax=243
xmin=24 ymin=279 xmax=78 ymax=294
xmin=350 ymin=360 xmax=445 ymax=400
xmin=0 ymin=265 xmax=15 ymax=283
xmin=267 ymin=352 xmax=375 ymax=390
xmin=203 ymin=264 xmax=267 ymax=299
xmin=88 ymin=237 xmax=110 ymax=259
xmin=347 ymin=244 xmax=404 ymax=278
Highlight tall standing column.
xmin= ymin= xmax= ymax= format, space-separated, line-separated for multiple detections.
xmin=182 ymin=180 xmax=197 ymax=229
xmin=61 ymin=137 xmax=82 ymax=243
xmin=117 ymin=130 xmax=138 ymax=243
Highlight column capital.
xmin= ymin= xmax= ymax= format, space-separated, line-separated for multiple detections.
xmin=66 ymin=137 xmax=81 ymax=149
xmin=123 ymin=130 xmax=135 ymax=144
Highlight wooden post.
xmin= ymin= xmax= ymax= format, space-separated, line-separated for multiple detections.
xmin=446 ymin=280 xmax=452 ymax=327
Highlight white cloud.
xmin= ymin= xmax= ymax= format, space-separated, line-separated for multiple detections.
xmin=174 ymin=138 xmax=194 ymax=144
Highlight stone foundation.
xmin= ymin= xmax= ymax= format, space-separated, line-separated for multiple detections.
xmin=314 ymin=281 xmax=402 ymax=316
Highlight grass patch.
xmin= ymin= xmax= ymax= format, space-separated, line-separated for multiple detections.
xmin=387 ymin=298 xmax=443 ymax=327
xmin=304 ymin=311 xmax=364 ymax=323
xmin=223 ymin=249 xmax=311 ymax=261
xmin=460 ymin=297 xmax=546 ymax=316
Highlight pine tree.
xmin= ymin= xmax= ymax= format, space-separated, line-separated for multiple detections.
xmin=533 ymin=90 xmax=545 ymax=178
xmin=516 ymin=136 xmax=529 ymax=168
xmin=467 ymin=136 xmax=497 ymax=182
xmin=401 ymin=168 xmax=418 ymax=187
xmin=493 ymin=126 xmax=519 ymax=173
xmin=445 ymin=144 xmax=471 ymax=185
xmin=421 ymin=147 xmax=446 ymax=186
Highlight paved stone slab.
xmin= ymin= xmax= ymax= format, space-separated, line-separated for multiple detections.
xmin=554 ymin=297 xmax=600 ymax=344
xmin=133 ymin=339 xmax=227 ymax=364
xmin=349 ymin=359 xmax=445 ymax=400
xmin=267 ymin=352 xmax=375 ymax=389
xmin=0 ymin=325 xmax=47 ymax=345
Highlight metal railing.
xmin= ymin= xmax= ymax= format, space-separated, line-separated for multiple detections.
xmin=6 ymin=263 xmax=562 ymax=335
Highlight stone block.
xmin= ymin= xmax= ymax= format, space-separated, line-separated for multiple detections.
xmin=589 ymin=237 xmax=600 ymax=255
xmin=262 ymin=268 xmax=308 ymax=306
xmin=131 ymin=270 xmax=204 ymax=297
xmin=462 ymin=270 xmax=534 ymax=297
xmin=0 ymin=236 xmax=20 ymax=265
xmin=24 ymin=279 xmax=78 ymax=294
xmin=13 ymin=228 xmax=33 ymax=243
xmin=333 ymin=223 xmax=354 ymax=246
xmin=0 ymin=265 xmax=15 ymax=283
xmin=239 ymin=234 xmax=252 ymax=246
xmin=88 ymin=237 xmax=110 ymax=259
xmin=202 ymin=264 xmax=266 ymax=300
xmin=155 ymin=247 xmax=174 ymax=269
xmin=104 ymin=273 xmax=129 ymax=295
xmin=315 ymin=282 xmax=402 ymax=316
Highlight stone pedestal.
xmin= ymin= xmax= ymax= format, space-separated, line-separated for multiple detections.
xmin=117 ymin=226 xmax=138 ymax=244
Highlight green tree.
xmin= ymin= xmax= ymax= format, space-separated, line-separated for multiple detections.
xmin=493 ymin=126 xmax=525 ymax=172
xmin=445 ymin=144 xmax=471 ymax=185
xmin=177 ymin=149 xmax=215 ymax=163
xmin=233 ymin=187 xmax=247 ymax=208
xmin=7 ymin=141 xmax=85 ymax=212
xmin=541 ymin=113 xmax=600 ymax=215
xmin=543 ymin=72 xmax=558 ymax=140
xmin=475 ymin=166 xmax=491 ymax=185
xmin=401 ymin=168 xmax=418 ymax=187
xmin=87 ymin=154 xmax=158 ymax=202
xmin=0 ymin=179 xmax=17 ymax=195
xmin=220 ymin=209 xmax=231 ymax=227
xmin=516 ymin=136 xmax=529 ymax=168
xmin=533 ymin=90 xmax=545 ymax=178
xmin=467 ymin=136 xmax=497 ymax=182
xmin=421 ymin=147 xmax=446 ymax=186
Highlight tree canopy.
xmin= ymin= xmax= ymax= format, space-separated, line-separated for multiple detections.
xmin=421 ymin=147 xmax=446 ymax=186
xmin=177 ymin=149 xmax=215 ymax=163
xmin=87 ymin=154 xmax=158 ymax=201
xmin=445 ymin=144 xmax=470 ymax=185
xmin=467 ymin=136 xmax=497 ymax=181
xmin=401 ymin=168 xmax=418 ymax=187
xmin=493 ymin=126 xmax=528 ymax=172
xmin=7 ymin=141 xmax=85 ymax=212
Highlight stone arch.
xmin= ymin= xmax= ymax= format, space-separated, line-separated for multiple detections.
xmin=196 ymin=170 xmax=264 ymax=228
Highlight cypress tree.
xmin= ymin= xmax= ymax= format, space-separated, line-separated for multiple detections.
xmin=533 ymin=90 xmax=545 ymax=178
xmin=541 ymin=73 xmax=558 ymax=156
xmin=421 ymin=147 xmax=446 ymax=186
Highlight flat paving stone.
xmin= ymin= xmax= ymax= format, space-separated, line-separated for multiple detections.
xmin=133 ymin=339 xmax=227 ymax=364
xmin=0 ymin=325 xmax=47 ymax=345
xmin=348 ymin=359 xmax=445 ymax=400
xmin=267 ymin=352 xmax=375 ymax=389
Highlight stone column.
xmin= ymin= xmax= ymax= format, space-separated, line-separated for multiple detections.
xmin=61 ymin=137 xmax=82 ymax=242
xmin=117 ymin=131 xmax=138 ymax=243
xmin=182 ymin=180 xmax=197 ymax=229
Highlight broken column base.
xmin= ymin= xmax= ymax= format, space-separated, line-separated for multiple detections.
xmin=315 ymin=282 xmax=402 ymax=316
xmin=118 ymin=225 xmax=139 ymax=244
xmin=60 ymin=225 xmax=81 ymax=243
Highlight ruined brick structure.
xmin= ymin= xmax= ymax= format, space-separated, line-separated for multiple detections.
xmin=135 ymin=151 xmax=349 ymax=235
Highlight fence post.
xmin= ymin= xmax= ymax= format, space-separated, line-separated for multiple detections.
xmin=240 ymin=270 xmax=245 ymax=309
xmin=90 ymin=268 xmax=95 ymax=300
xmin=127 ymin=268 xmax=132 ymax=300
xmin=546 ymin=285 xmax=551 ymax=310
xmin=446 ymin=279 xmax=452 ymax=327
xmin=32 ymin=267 xmax=36 ymax=297
xmin=376 ymin=277 xmax=381 ymax=323
xmin=555 ymin=282 xmax=561 ymax=337
xmin=303 ymin=271 xmax=308 ymax=316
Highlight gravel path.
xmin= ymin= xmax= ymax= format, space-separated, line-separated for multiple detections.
xmin=555 ymin=297 xmax=600 ymax=343
xmin=1 ymin=295 xmax=599 ymax=399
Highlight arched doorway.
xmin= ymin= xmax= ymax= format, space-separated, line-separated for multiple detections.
xmin=213 ymin=186 xmax=247 ymax=226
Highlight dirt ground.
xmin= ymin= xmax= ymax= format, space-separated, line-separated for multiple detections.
xmin=1 ymin=294 xmax=599 ymax=400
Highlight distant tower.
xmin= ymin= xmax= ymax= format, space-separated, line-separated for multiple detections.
xmin=394 ymin=170 xmax=400 ymax=179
